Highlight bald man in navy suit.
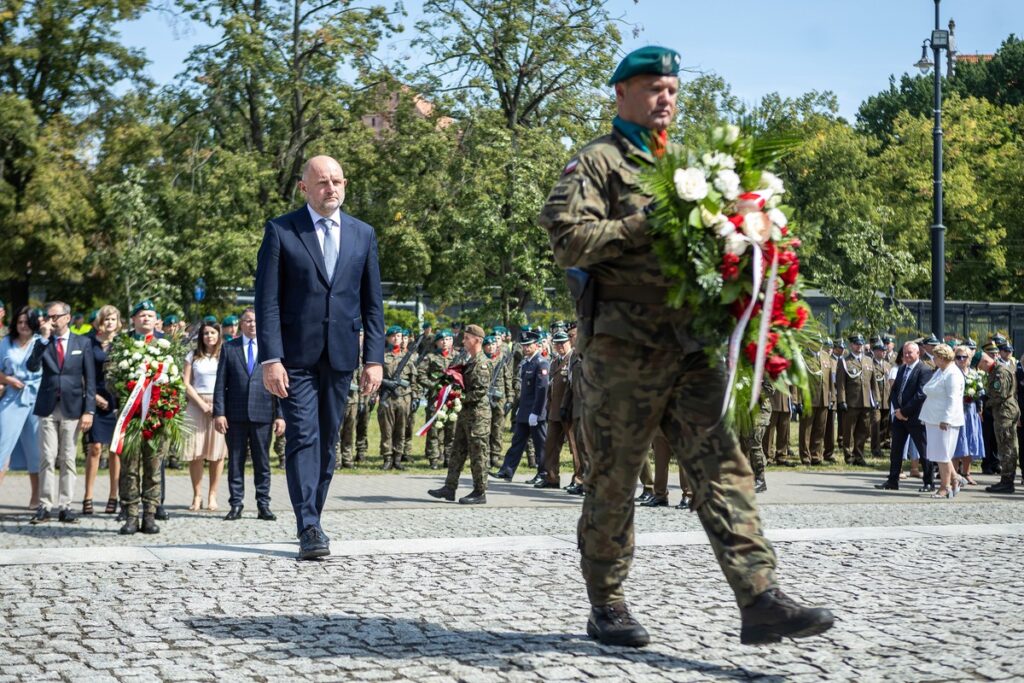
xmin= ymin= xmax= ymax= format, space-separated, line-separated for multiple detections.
xmin=255 ymin=155 xmax=384 ymax=560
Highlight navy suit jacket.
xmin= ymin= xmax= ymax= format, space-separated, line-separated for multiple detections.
xmin=255 ymin=205 xmax=384 ymax=371
xmin=515 ymin=353 xmax=550 ymax=424
xmin=213 ymin=336 xmax=279 ymax=424
xmin=27 ymin=333 xmax=97 ymax=419
xmin=891 ymin=361 xmax=933 ymax=422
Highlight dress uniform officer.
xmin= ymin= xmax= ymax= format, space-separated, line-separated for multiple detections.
xmin=538 ymin=45 xmax=832 ymax=647
xmin=827 ymin=338 xmax=846 ymax=460
xmin=870 ymin=340 xmax=893 ymax=458
xmin=836 ymin=334 xmax=874 ymax=466
xmin=764 ymin=381 xmax=797 ymax=466
xmin=429 ymin=325 xmax=492 ymax=504
xmin=537 ymin=330 xmax=576 ymax=489
xmin=563 ymin=322 xmax=588 ymax=495
xmin=920 ymin=334 xmax=939 ymax=369
xmin=799 ymin=339 xmax=834 ymax=465
xmin=490 ymin=330 xmax=549 ymax=481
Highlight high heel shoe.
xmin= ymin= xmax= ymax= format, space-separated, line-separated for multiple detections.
xmin=930 ymin=488 xmax=951 ymax=499
xmin=188 ymin=495 xmax=202 ymax=512
xmin=207 ymin=497 xmax=219 ymax=512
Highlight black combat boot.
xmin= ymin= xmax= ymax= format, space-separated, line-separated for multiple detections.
xmin=458 ymin=490 xmax=486 ymax=505
xmin=739 ymin=587 xmax=835 ymax=644
xmin=754 ymin=479 xmax=768 ymax=493
xmin=382 ymin=456 xmax=394 ymax=471
xmin=427 ymin=486 xmax=456 ymax=501
xmin=586 ymin=603 xmax=650 ymax=647
xmin=393 ymin=457 xmax=406 ymax=471
xmin=985 ymin=476 xmax=1015 ymax=494
xmin=119 ymin=516 xmax=139 ymax=535
xmin=141 ymin=513 xmax=160 ymax=534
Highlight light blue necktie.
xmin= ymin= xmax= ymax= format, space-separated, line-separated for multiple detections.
xmin=246 ymin=339 xmax=255 ymax=375
xmin=320 ymin=218 xmax=338 ymax=277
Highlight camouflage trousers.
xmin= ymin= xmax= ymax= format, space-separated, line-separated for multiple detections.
xmin=378 ymin=397 xmax=410 ymax=462
xmin=119 ymin=439 xmax=162 ymax=519
xmin=739 ymin=401 xmax=770 ymax=481
xmin=444 ymin=405 xmax=491 ymax=492
xmin=489 ymin=404 xmax=506 ymax=467
xmin=995 ymin=411 xmax=1021 ymax=477
xmin=403 ymin=402 xmax=416 ymax=459
xmin=579 ymin=335 xmax=777 ymax=608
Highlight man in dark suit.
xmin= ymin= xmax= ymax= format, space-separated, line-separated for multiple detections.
xmin=214 ymin=307 xmax=284 ymax=522
xmin=255 ymin=155 xmax=384 ymax=560
xmin=490 ymin=331 xmax=549 ymax=483
xmin=876 ymin=342 xmax=933 ymax=491
xmin=27 ymin=301 xmax=96 ymax=524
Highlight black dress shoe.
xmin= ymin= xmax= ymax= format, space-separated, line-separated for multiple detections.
xmin=154 ymin=506 xmax=169 ymax=521
xmin=534 ymin=479 xmax=561 ymax=489
xmin=986 ymin=478 xmax=1015 ymax=493
xmin=525 ymin=473 xmax=544 ymax=485
xmin=675 ymin=496 xmax=690 ymax=510
xmin=224 ymin=505 xmax=244 ymax=521
xmin=458 ymin=491 xmax=487 ymax=505
xmin=141 ymin=514 xmax=160 ymax=534
xmin=754 ymin=479 xmax=767 ymax=493
xmin=257 ymin=506 xmax=277 ymax=521
xmin=565 ymin=483 xmax=584 ymax=496
xmin=918 ymin=484 xmax=937 ymax=493
xmin=428 ymin=486 xmax=456 ymax=501
xmin=298 ymin=526 xmax=330 ymax=560
xmin=488 ymin=470 xmax=512 ymax=481
xmin=875 ymin=481 xmax=899 ymax=490
xmin=635 ymin=491 xmax=653 ymax=504
xmin=58 ymin=508 xmax=78 ymax=524
xmin=29 ymin=507 xmax=50 ymax=525
xmin=740 ymin=587 xmax=834 ymax=644
xmin=119 ymin=517 xmax=139 ymax=535
xmin=586 ymin=603 xmax=650 ymax=647
xmin=639 ymin=496 xmax=668 ymax=508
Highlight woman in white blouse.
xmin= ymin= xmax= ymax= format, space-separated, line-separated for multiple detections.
xmin=919 ymin=344 xmax=965 ymax=498
xmin=183 ymin=323 xmax=227 ymax=511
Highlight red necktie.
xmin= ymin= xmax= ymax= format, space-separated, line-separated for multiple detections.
xmin=56 ymin=337 xmax=65 ymax=369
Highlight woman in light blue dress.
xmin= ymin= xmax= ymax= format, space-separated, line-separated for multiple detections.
xmin=0 ymin=306 xmax=44 ymax=507
xmin=952 ymin=345 xmax=984 ymax=485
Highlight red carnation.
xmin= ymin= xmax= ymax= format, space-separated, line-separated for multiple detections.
xmin=780 ymin=262 xmax=799 ymax=286
xmin=792 ymin=306 xmax=809 ymax=330
xmin=142 ymin=429 xmax=153 ymax=440
xmin=126 ymin=380 xmax=136 ymax=391
xmin=720 ymin=252 xmax=741 ymax=281
xmin=765 ymin=355 xmax=791 ymax=379
xmin=743 ymin=332 xmax=780 ymax=364
xmin=163 ymin=410 xmax=174 ymax=419
xmin=730 ymin=296 xmax=762 ymax=320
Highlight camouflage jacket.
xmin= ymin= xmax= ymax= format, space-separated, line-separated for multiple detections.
xmin=986 ymin=362 xmax=1021 ymax=421
xmin=539 ymin=128 xmax=698 ymax=353
xmin=382 ymin=348 xmax=418 ymax=401
xmin=460 ymin=350 xmax=490 ymax=410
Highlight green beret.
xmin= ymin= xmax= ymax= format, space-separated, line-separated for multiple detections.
xmin=202 ymin=315 xmax=218 ymax=324
xmin=434 ymin=331 xmax=446 ymax=343
xmin=164 ymin=314 xmax=180 ymax=324
xmin=608 ymin=45 xmax=681 ymax=86
xmin=421 ymin=321 xmax=432 ymax=330
xmin=441 ymin=329 xmax=454 ymax=338
xmin=131 ymin=300 xmax=156 ymax=317
xmin=386 ymin=325 xmax=403 ymax=336
xmin=222 ymin=315 xmax=239 ymax=326
xmin=483 ymin=335 xmax=497 ymax=346
xmin=88 ymin=309 xmax=99 ymax=323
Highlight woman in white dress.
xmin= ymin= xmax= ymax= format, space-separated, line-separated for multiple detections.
xmin=183 ymin=323 xmax=227 ymax=511
xmin=919 ymin=344 xmax=965 ymax=498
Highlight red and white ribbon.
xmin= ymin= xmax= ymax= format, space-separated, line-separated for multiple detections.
xmin=721 ymin=242 xmax=763 ymax=422
xmin=750 ymin=249 xmax=781 ymax=411
xmin=416 ymin=384 xmax=453 ymax=437
xmin=111 ymin=362 xmax=169 ymax=454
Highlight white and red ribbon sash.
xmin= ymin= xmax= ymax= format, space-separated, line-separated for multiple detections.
xmin=416 ymin=384 xmax=453 ymax=437
xmin=721 ymin=242 xmax=763 ymax=422
xmin=112 ymin=361 xmax=168 ymax=454
xmin=750 ymin=249 xmax=781 ymax=411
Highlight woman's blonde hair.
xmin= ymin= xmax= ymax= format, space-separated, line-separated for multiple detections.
xmin=95 ymin=305 xmax=122 ymax=334
xmin=932 ymin=344 xmax=954 ymax=362
xmin=953 ymin=345 xmax=971 ymax=360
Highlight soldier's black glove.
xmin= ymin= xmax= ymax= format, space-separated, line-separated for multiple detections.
xmin=837 ymin=402 xmax=847 ymax=412
xmin=793 ymin=403 xmax=803 ymax=416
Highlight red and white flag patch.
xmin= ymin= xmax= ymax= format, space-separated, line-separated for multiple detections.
xmin=562 ymin=159 xmax=579 ymax=175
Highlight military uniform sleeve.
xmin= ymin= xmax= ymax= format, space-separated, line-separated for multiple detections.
xmin=539 ymin=153 xmax=651 ymax=269
xmin=836 ymin=359 xmax=848 ymax=404
xmin=465 ymin=358 xmax=489 ymax=405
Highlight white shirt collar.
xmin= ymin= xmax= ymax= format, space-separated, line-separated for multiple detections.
xmin=307 ymin=204 xmax=341 ymax=229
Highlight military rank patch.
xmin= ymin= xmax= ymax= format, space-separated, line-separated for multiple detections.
xmin=562 ymin=159 xmax=579 ymax=175
xmin=541 ymin=368 xmax=548 ymax=375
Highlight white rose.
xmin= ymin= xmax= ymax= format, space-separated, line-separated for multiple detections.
xmin=701 ymin=152 xmax=736 ymax=170
xmin=742 ymin=212 xmax=771 ymax=244
xmin=118 ymin=360 xmax=130 ymax=370
xmin=724 ymin=232 xmax=749 ymax=256
xmin=767 ymin=208 xmax=788 ymax=228
xmin=724 ymin=124 xmax=741 ymax=145
xmin=713 ymin=170 xmax=741 ymax=201
xmin=712 ymin=126 xmax=725 ymax=144
xmin=760 ymin=171 xmax=785 ymax=196
xmin=131 ymin=353 xmax=142 ymax=361
xmin=673 ymin=167 xmax=708 ymax=202
xmin=157 ymin=338 xmax=171 ymax=349
xmin=134 ymin=340 xmax=145 ymax=349
xmin=149 ymin=361 xmax=160 ymax=371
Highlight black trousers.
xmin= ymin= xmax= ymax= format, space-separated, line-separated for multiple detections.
xmin=888 ymin=417 xmax=932 ymax=486
xmin=499 ymin=421 xmax=548 ymax=477
xmin=227 ymin=420 xmax=273 ymax=508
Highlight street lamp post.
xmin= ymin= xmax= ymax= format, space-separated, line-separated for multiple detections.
xmin=914 ymin=0 xmax=955 ymax=340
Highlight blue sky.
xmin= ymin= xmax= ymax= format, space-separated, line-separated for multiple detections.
xmin=120 ymin=0 xmax=1022 ymax=121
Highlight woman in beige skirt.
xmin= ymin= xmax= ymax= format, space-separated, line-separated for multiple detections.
xmin=183 ymin=323 xmax=227 ymax=511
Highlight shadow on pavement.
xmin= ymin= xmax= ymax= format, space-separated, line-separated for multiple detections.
xmin=186 ymin=613 xmax=782 ymax=679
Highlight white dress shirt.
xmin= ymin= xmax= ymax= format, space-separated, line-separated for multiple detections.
xmin=307 ymin=204 xmax=340 ymax=256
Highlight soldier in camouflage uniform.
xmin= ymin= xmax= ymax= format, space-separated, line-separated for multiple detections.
xmin=484 ymin=333 xmax=513 ymax=468
xmin=377 ymin=326 xmax=418 ymax=470
xmin=739 ymin=381 xmax=772 ymax=493
xmin=984 ymin=341 xmax=1021 ymax=494
xmin=538 ymin=46 xmax=833 ymax=647
xmin=417 ymin=330 xmax=457 ymax=468
xmin=429 ymin=325 xmax=491 ymax=504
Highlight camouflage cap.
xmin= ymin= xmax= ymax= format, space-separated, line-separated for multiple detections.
xmin=463 ymin=324 xmax=485 ymax=339
xmin=608 ymin=46 xmax=681 ymax=86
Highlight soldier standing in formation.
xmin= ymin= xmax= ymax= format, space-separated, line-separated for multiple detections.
xmin=336 ymin=329 xmax=370 ymax=468
xmin=483 ymin=333 xmax=513 ymax=469
xmin=563 ymin=322 xmax=587 ymax=495
xmin=428 ymin=325 xmax=491 ymax=504
xmin=827 ymin=338 xmax=846 ymax=459
xmin=798 ymin=338 xmax=835 ymax=465
xmin=836 ymin=334 xmax=873 ymax=467
xmin=538 ymin=45 xmax=832 ymax=647
xmin=764 ymin=382 xmax=797 ymax=467
xmin=418 ymin=330 xmax=457 ymax=468
xmin=984 ymin=341 xmax=1020 ymax=494
xmin=870 ymin=339 xmax=893 ymax=459
xmin=377 ymin=326 xmax=418 ymax=470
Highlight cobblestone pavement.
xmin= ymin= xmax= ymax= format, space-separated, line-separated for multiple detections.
xmin=1 ymin=532 xmax=1022 ymax=682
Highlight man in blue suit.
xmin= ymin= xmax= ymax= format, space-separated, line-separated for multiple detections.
xmin=213 ymin=307 xmax=285 ymax=522
xmin=27 ymin=300 xmax=96 ymax=524
xmin=255 ymin=155 xmax=384 ymax=560
xmin=876 ymin=341 xmax=934 ymax=491
xmin=490 ymin=331 xmax=549 ymax=482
